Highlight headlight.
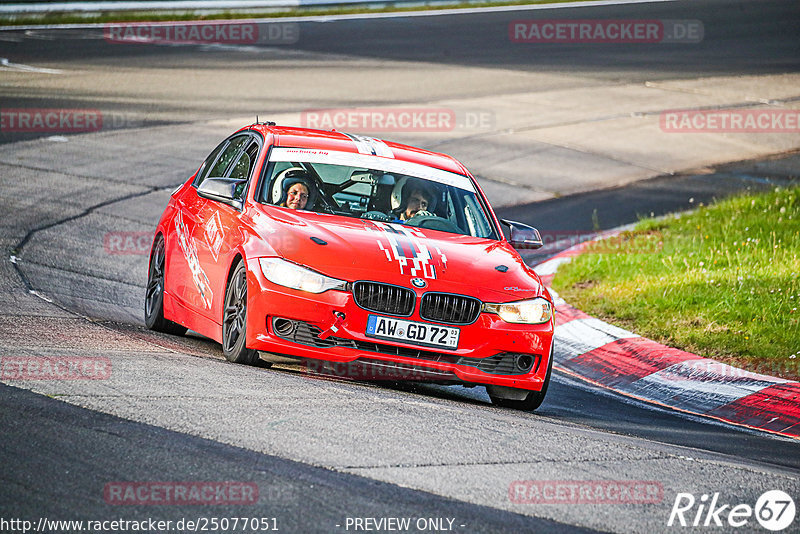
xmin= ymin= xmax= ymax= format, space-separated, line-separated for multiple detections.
xmin=483 ymin=297 xmax=552 ymax=324
xmin=259 ymin=258 xmax=346 ymax=293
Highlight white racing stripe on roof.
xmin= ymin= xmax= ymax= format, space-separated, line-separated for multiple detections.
xmin=269 ymin=146 xmax=476 ymax=192
xmin=344 ymin=133 xmax=394 ymax=158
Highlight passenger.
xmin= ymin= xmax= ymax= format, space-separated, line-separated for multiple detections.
xmin=392 ymin=180 xmax=436 ymax=222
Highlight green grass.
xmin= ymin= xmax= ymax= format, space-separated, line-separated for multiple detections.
xmin=0 ymin=0 xmax=585 ymax=27
xmin=551 ymin=185 xmax=800 ymax=380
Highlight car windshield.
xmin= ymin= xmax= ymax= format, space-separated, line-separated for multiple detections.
xmin=260 ymin=147 xmax=499 ymax=239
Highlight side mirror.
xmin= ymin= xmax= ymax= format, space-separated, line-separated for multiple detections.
xmin=197 ymin=177 xmax=246 ymax=211
xmin=501 ymin=219 xmax=543 ymax=250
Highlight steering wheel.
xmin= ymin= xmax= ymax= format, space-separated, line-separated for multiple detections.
xmin=361 ymin=211 xmax=392 ymax=221
xmin=405 ymin=214 xmax=463 ymax=234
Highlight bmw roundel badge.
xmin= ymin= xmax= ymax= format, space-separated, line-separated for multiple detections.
xmin=411 ymin=278 xmax=427 ymax=288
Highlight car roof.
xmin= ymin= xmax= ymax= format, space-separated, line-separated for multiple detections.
xmin=244 ymin=124 xmax=470 ymax=177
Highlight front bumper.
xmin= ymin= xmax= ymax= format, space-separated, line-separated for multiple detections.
xmin=245 ymin=257 xmax=554 ymax=391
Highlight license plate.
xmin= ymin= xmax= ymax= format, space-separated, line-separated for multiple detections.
xmin=366 ymin=315 xmax=459 ymax=350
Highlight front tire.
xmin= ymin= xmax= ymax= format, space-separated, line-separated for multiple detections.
xmin=144 ymin=235 xmax=187 ymax=336
xmin=222 ymin=261 xmax=260 ymax=365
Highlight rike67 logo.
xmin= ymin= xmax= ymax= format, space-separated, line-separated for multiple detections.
xmin=668 ymin=490 xmax=796 ymax=531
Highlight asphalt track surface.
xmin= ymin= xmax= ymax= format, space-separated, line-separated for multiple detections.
xmin=1 ymin=1 xmax=800 ymax=533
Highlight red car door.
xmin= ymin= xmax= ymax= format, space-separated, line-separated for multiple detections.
xmin=168 ymin=134 xmax=251 ymax=320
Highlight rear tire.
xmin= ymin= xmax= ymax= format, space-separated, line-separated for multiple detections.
xmin=488 ymin=345 xmax=553 ymax=411
xmin=222 ymin=261 xmax=260 ymax=366
xmin=144 ymin=235 xmax=187 ymax=336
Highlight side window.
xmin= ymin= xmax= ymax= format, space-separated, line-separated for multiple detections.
xmin=229 ymin=140 xmax=259 ymax=181
xmin=194 ymin=141 xmax=226 ymax=187
xmin=206 ymin=135 xmax=248 ymax=181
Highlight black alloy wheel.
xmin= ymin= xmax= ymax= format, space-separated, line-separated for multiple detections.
xmin=222 ymin=261 xmax=260 ymax=365
xmin=144 ymin=235 xmax=187 ymax=336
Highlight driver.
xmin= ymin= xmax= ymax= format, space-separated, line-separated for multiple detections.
xmin=399 ymin=188 xmax=433 ymax=221
xmin=393 ymin=180 xmax=436 ymax=222
xmin=283 ymin=181 xmax=309 ymax=210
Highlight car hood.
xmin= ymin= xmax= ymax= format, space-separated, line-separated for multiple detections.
xmin=252 ymin=208 xmax=546 ymax=303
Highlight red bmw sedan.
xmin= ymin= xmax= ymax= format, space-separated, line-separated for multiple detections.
xmin=146 ymin=123 xmax=554 ymax=410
